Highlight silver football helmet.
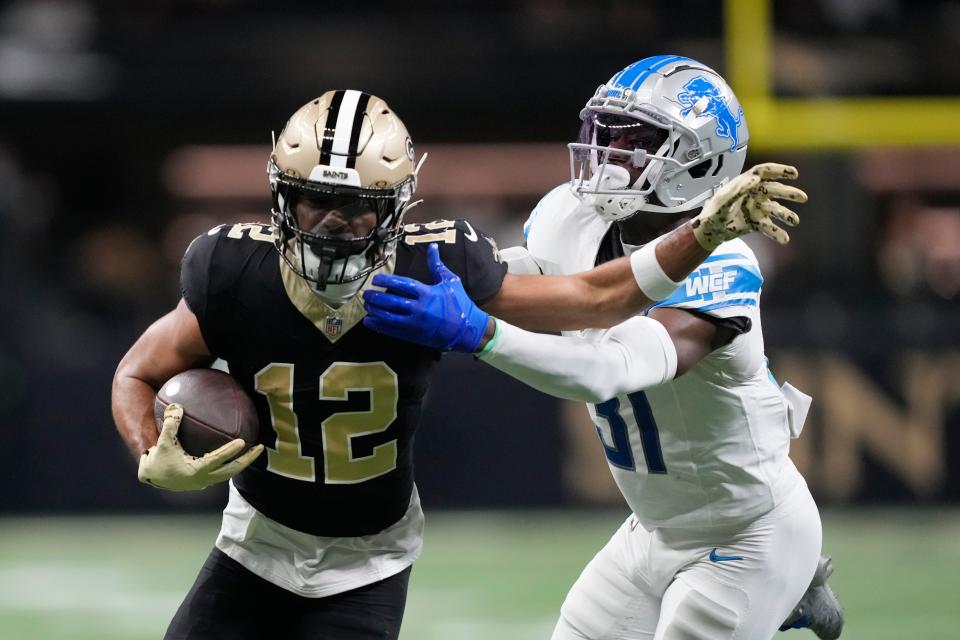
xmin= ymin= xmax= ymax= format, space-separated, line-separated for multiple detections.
xmin=569 ymin=55 xmax=749 ymax=222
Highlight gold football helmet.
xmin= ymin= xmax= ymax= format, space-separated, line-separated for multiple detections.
xmin=268 ymin=90 xmax=417 ymax=290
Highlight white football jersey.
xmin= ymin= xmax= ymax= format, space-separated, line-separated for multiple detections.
xmin=524 ymin=184 xmax=806 ymax=529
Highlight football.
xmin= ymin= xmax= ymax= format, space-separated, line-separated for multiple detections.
xmin=154 ymin=368 xmax=260 ymax=457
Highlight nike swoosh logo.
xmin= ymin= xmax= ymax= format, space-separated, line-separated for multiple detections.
xmin=461 ymin=220 xmax=479 ymax=242
xmin=709 ymin=548 xmax=743 ymax=562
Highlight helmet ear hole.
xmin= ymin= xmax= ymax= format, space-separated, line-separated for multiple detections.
xmin=711 ymin=153 xmax=724 ymax=176
xmin=688 ymin=158 xmax=712 ymax=179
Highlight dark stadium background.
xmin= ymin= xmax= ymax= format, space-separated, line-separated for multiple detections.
xmin=0 ymin=2 xmax=958 ymax=638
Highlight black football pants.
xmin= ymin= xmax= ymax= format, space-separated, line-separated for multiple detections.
xmin=164 ymin=547 xmax=410 ymax=640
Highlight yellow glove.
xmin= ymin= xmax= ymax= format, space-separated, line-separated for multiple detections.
xmin=138 ymin=403 xmax=264 ymax=492
xmin=692 ymin=162 xmax=807 ymax=250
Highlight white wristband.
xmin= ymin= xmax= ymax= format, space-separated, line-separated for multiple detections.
xmin=629 ymin=238 xmax=684 ymax=301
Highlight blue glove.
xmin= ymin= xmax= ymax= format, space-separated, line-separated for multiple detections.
xmin=362 ymin=243 xmax=490 ymax=352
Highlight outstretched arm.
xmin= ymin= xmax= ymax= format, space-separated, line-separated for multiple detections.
xmin=486 ymin=222 xmax=707 ymax=331
xmin=487 ymin=162 xmax=803 ymax=331
xmin=474 ymin=307 xmax=721 ymax=403
xmin=363 ymin=163 xmax=804 ymax=349
xmin=364 ymin=163 xmax=804 ymax=341
xmin=365 ymin=259 xmax=722 ymax=402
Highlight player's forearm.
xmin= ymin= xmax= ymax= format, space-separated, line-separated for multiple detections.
xmin=485 ymin=273 xmax=613 ymax=331
xmin=560 ymin=222 xmax=705 ymax=327
xmin=656 ymin=222 xmax=712 ymax=282
xmin=111 ymin=301 xmax=214 ymax=461
xmin=111 ymin=364 xmax=162 ymax=460
xmin=585 ymin=222 xmax=709 ymax=321
xmin=494 ymin=223 xmax=707 ymax=332
xmin=476 ymin=316 xmax=677 ymax=403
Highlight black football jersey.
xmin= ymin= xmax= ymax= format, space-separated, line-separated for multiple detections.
xmin=180 ymin=219 xmax=506 ymax=536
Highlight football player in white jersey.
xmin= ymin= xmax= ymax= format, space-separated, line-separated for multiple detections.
xmin=361 ymin=56 xmax=843 ymax=639
xmin=114 ymin=87 xmax=821 ymax=640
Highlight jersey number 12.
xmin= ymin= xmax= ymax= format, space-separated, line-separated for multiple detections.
xmin=254 ymin=361 xmax=399 ymax=484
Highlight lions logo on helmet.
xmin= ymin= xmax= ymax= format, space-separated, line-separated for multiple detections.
xmin=569 ymin=55 xmax=749 ymax=222
xmin=676 ymin=76 xmax=744 ymax=150
xmin=269 ymin=90 xmax=418 ymax=294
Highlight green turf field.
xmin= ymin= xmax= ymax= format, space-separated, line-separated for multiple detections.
xmin=0 ymin=509 xmax=957 ymax=639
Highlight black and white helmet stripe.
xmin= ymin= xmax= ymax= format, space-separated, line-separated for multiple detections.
xmin=269 ymin=90 xmax=417 ymax=290
xmin=318 ymin=89 xmax=371 ymax=169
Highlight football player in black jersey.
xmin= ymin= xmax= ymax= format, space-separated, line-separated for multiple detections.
xmin=112 ymin=90 xmax=759 ymax=640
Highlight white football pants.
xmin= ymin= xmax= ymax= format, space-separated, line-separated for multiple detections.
xmin=552 ymin=482 xmax=821 ymax=640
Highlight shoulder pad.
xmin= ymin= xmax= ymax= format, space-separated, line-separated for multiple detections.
xmin=398 ymin=218 xmax=506 ymax=304
xmin=401 ymin=218 xmax=498 ymax=252
xmin=186 ymin=222 xmax=274 ymax=255
xmin=524 ymin=184 xmax=577 ymax=240
xmin=218 ymin=222 xmax=276 ymax=244
xmin=401 ymin=219 xmax=461 ymax=246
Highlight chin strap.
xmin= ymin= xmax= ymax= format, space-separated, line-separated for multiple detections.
xmin=313 ymin=245 xmax=339 ymax=291
xmin=310 ymin=276 xmax=367 ymax=306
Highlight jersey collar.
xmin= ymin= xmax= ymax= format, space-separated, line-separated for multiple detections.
xmin=280 ymin=254 xmax=396 ymax=343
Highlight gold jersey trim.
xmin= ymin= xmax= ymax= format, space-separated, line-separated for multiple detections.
xmin=280 ymin=253 xmax=395 ymax=343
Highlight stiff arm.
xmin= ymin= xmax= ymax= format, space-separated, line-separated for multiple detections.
xmin=484 ymin=221 xmax=708 ymax=331
xmin=475 ymin=307 xmax=724 ymax=404
xmin=482 ymin=162 xmax=805 ymax=332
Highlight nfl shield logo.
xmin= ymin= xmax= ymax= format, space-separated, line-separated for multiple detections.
xmin=325 ymin=316 xmax=343 ymax=337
